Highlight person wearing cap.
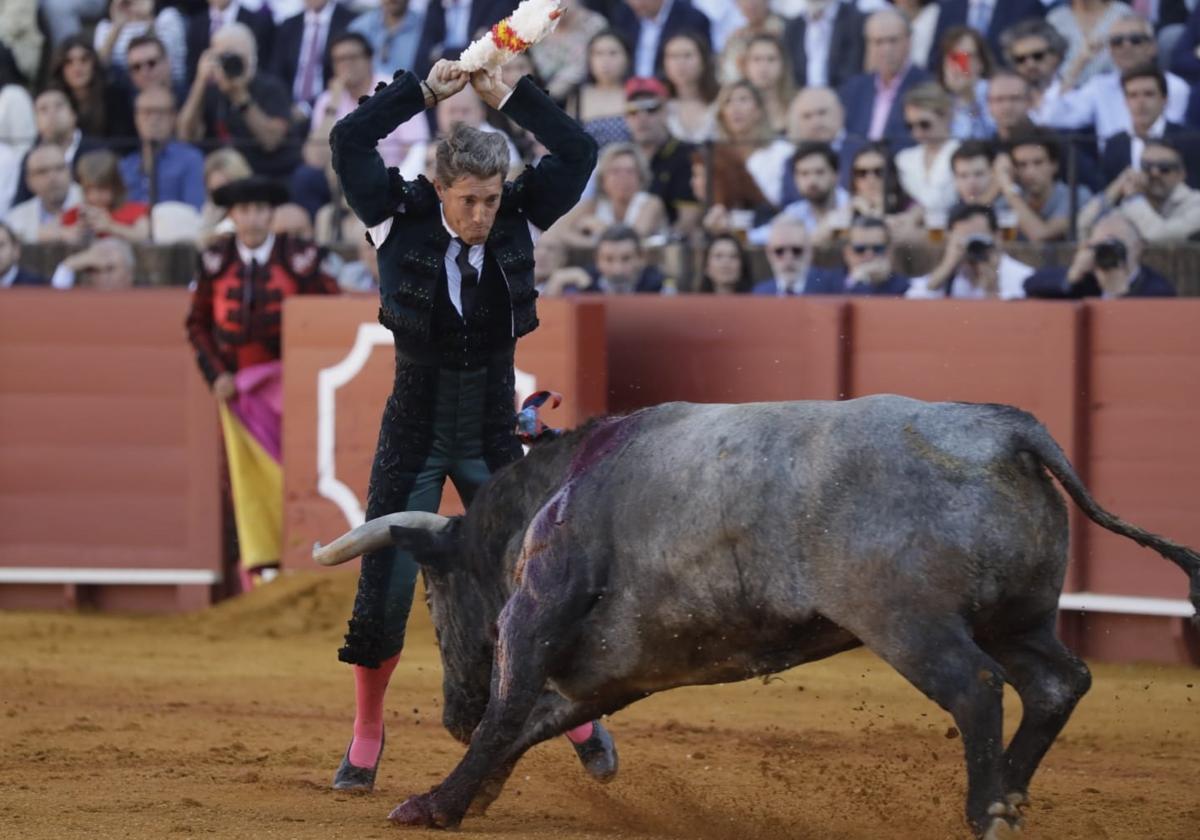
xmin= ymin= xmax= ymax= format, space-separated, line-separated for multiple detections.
xmin=185 ymin=175 xmax=339 ymax=585
xmin=623 ymin=75 xmax=701 ymax=236
xmin=327 ymin=59 xmax=613 ymax=794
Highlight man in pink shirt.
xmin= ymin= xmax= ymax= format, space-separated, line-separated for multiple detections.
xmin=838 ymin=8 xmax=930 ymax=149
xmin=290 ymin=31 xmax=430 ymax=217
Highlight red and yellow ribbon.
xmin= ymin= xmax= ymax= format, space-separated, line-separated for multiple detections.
xmin=491 ymin=20 xmax=532 ymax=53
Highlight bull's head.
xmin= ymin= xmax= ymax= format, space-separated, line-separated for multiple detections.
xmin=313 ymin=513 xmax=502 ymax=744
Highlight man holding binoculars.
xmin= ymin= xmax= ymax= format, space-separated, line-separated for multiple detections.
xmin=179 ymin=22 xmax=303 ymax=179
xmin=905 ymin=203 xmax=1035 ymax=299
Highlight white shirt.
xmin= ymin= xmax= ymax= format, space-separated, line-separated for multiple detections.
xmin=1130 ymin=114 xmax=1167 ymax=174
xmin=803 ymin=4 xmax=835 ymax=88
xmin=906 ymin=253 xmax=1034 ymax=300
xmin=895 ymin=140 xmax=961 ymax=218
xmin=210 ymin=1 xmax=241 ymax=34
xmin=50 ymin=263 xmax=76 ymax=289
xmin=236 ymin=232 xmax=275 ymax=267
xmin=908 ymin=3 xmax=940 ymax=68
xmin=967 ymin=0 xmax=993 ymax=33
xmin=634 ymin=0 xmax=675 ymax=78
xmin=4 ymin=184 xmax=84 ymax=243
xmin=691 ymin=0 xmax=744 ymax=53
xmin=59 ymin=129 xmax=83 ymax=167
xmin=1035 ymin=71 xmax=1190 ymax=145
xmin=294 ymin=1 xmax=337 ymax=103
xmin=0 ymin=142 xmax=19 ymax=217
xmin=745 ymin=138 xmax=797 ymax=208
xmin=443 ymin=0 xmax=471 ymax=48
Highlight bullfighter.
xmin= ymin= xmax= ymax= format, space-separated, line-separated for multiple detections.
xmin=328 ymin=58 xmax=615 ymax=791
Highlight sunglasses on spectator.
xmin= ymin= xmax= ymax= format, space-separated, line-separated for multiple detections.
xmin=770 ymin=246 xmax=806 ymax=257
xmin=1011 ymin=49 xmax=1048 ymax=65
xmin=1141 ymin=160 xmax=1181 ymax=175
xmin=128 ymin=56 xmax=160 ymax=73
xmin=905 ymin=118 xmax=934 ymax=132
xmin=853 ymin=166 xmax=885 ymax=179
xmin=625 ymin=101 xmax=663 ymax=116
xmin=849 ymin=243 xmax=888 ymax=255
xmin=1109 ymin=34 xmax=1152 ymax=48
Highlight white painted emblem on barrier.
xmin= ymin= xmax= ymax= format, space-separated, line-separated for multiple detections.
xmin=316 ymin=322 xmax=538 ymax=529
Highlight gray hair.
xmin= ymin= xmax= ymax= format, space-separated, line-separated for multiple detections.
xmin=435 ymin=123 xmax=510 ymax=186
xmin=1111 ymin=9 xmax=1154 ymax=36
xmin=1000 ymin=18 xmax=1068 ymax=60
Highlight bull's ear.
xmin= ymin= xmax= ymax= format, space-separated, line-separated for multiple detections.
xmin=390 ymin=518 xmax=461 ymax=571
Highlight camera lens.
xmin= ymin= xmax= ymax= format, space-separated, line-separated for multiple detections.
xmin=219 ymin=53 xmax=245 ymax=79
xmin=964 ymin=234 xmax=994 ymax=263
xmin=1092 ymin=238 xmax=1127 ymax=270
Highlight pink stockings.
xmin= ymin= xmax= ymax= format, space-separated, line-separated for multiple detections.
xmin=348 ymin=653 xmax=400 ymax=767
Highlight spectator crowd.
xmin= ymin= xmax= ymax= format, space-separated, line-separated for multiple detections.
xmin=2 ymin=0 xmax=1200 ymax=298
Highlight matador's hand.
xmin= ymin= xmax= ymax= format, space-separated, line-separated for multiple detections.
xmin=470 ymin=66 xmax=512 ymax=110
xmin=425 ymin=60 xmax=469 ymax=103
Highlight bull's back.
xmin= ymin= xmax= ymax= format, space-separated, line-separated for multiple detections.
xmin=569 ymin=396 xmax=1066 ymax=624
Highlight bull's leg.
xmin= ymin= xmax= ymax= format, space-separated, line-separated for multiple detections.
xmin=863 ymin=621 xmax=1012 ymax=838
xmin=464 ymin=690 xmax=623 ymax=817
xmin=387 ymin=587 xmax=573 ymax=829
xmin=979 ymin=618 xmax=1092 ymax=810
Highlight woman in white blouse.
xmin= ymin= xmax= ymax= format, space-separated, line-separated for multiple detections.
xmin=894 ymin=82 xmax=960 ymax=230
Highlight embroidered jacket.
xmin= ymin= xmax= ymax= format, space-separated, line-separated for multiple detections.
xmin=185 ymin=233 xmax=340 ymax=384
xmin=329 ymin=70 xmax=598 ymax=362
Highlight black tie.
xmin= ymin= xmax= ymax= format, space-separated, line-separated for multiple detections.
xmin=242 ymin=258 xmax=258 ymax=312
xmin=454 ymin=238 xmax=478 ymax=317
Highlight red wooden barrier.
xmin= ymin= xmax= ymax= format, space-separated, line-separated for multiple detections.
xmin=2 ymin=291 xmax=1196 ymax=665
xmin=0 ymin=289 xmax=222 ymax=611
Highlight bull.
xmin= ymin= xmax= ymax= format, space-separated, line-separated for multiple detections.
xmin=313 ymin=396 xmax=1200 ymax=838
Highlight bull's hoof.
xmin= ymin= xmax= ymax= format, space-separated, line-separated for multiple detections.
xmin=571 ymin=721 xmax=619 ymax=783
xmin=388 ymin=793 xmax=460 ymax=829
xmin=979 ymin=802 xmax=1023 ymax=840
xmin=1005 ymin=792 xmax=1029 ymax=813
xmin=982 ymin=816 xmax=1022 ymax=840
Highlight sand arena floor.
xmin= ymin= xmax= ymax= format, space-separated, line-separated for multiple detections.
xmin=2 ymin=571 xmax=1197 ymax=840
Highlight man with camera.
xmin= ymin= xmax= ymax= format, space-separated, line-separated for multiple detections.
xmin=178 ymin=22 xmax=303 ymax=179
xmin=1024 ymin=211 xmax=1176 ymax=298
xmin=905 ymin=203 xmax=1035 ymax=299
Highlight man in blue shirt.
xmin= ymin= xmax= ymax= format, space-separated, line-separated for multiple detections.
xmin=119 ymin=86 xmax=206 ymax=210
xmin=348 ymin=0 xmax=425 ymax=80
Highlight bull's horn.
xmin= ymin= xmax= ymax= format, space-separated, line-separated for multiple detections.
xmin=312 ymin=512 xmax=451 ymax=567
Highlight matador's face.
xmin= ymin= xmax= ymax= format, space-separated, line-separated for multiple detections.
xmin=435 ymin=174 xmax=504 ymax=246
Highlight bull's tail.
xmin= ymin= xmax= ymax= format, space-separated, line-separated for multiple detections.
xmin=1009 ymin=411 xmax=1200 ymax=624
